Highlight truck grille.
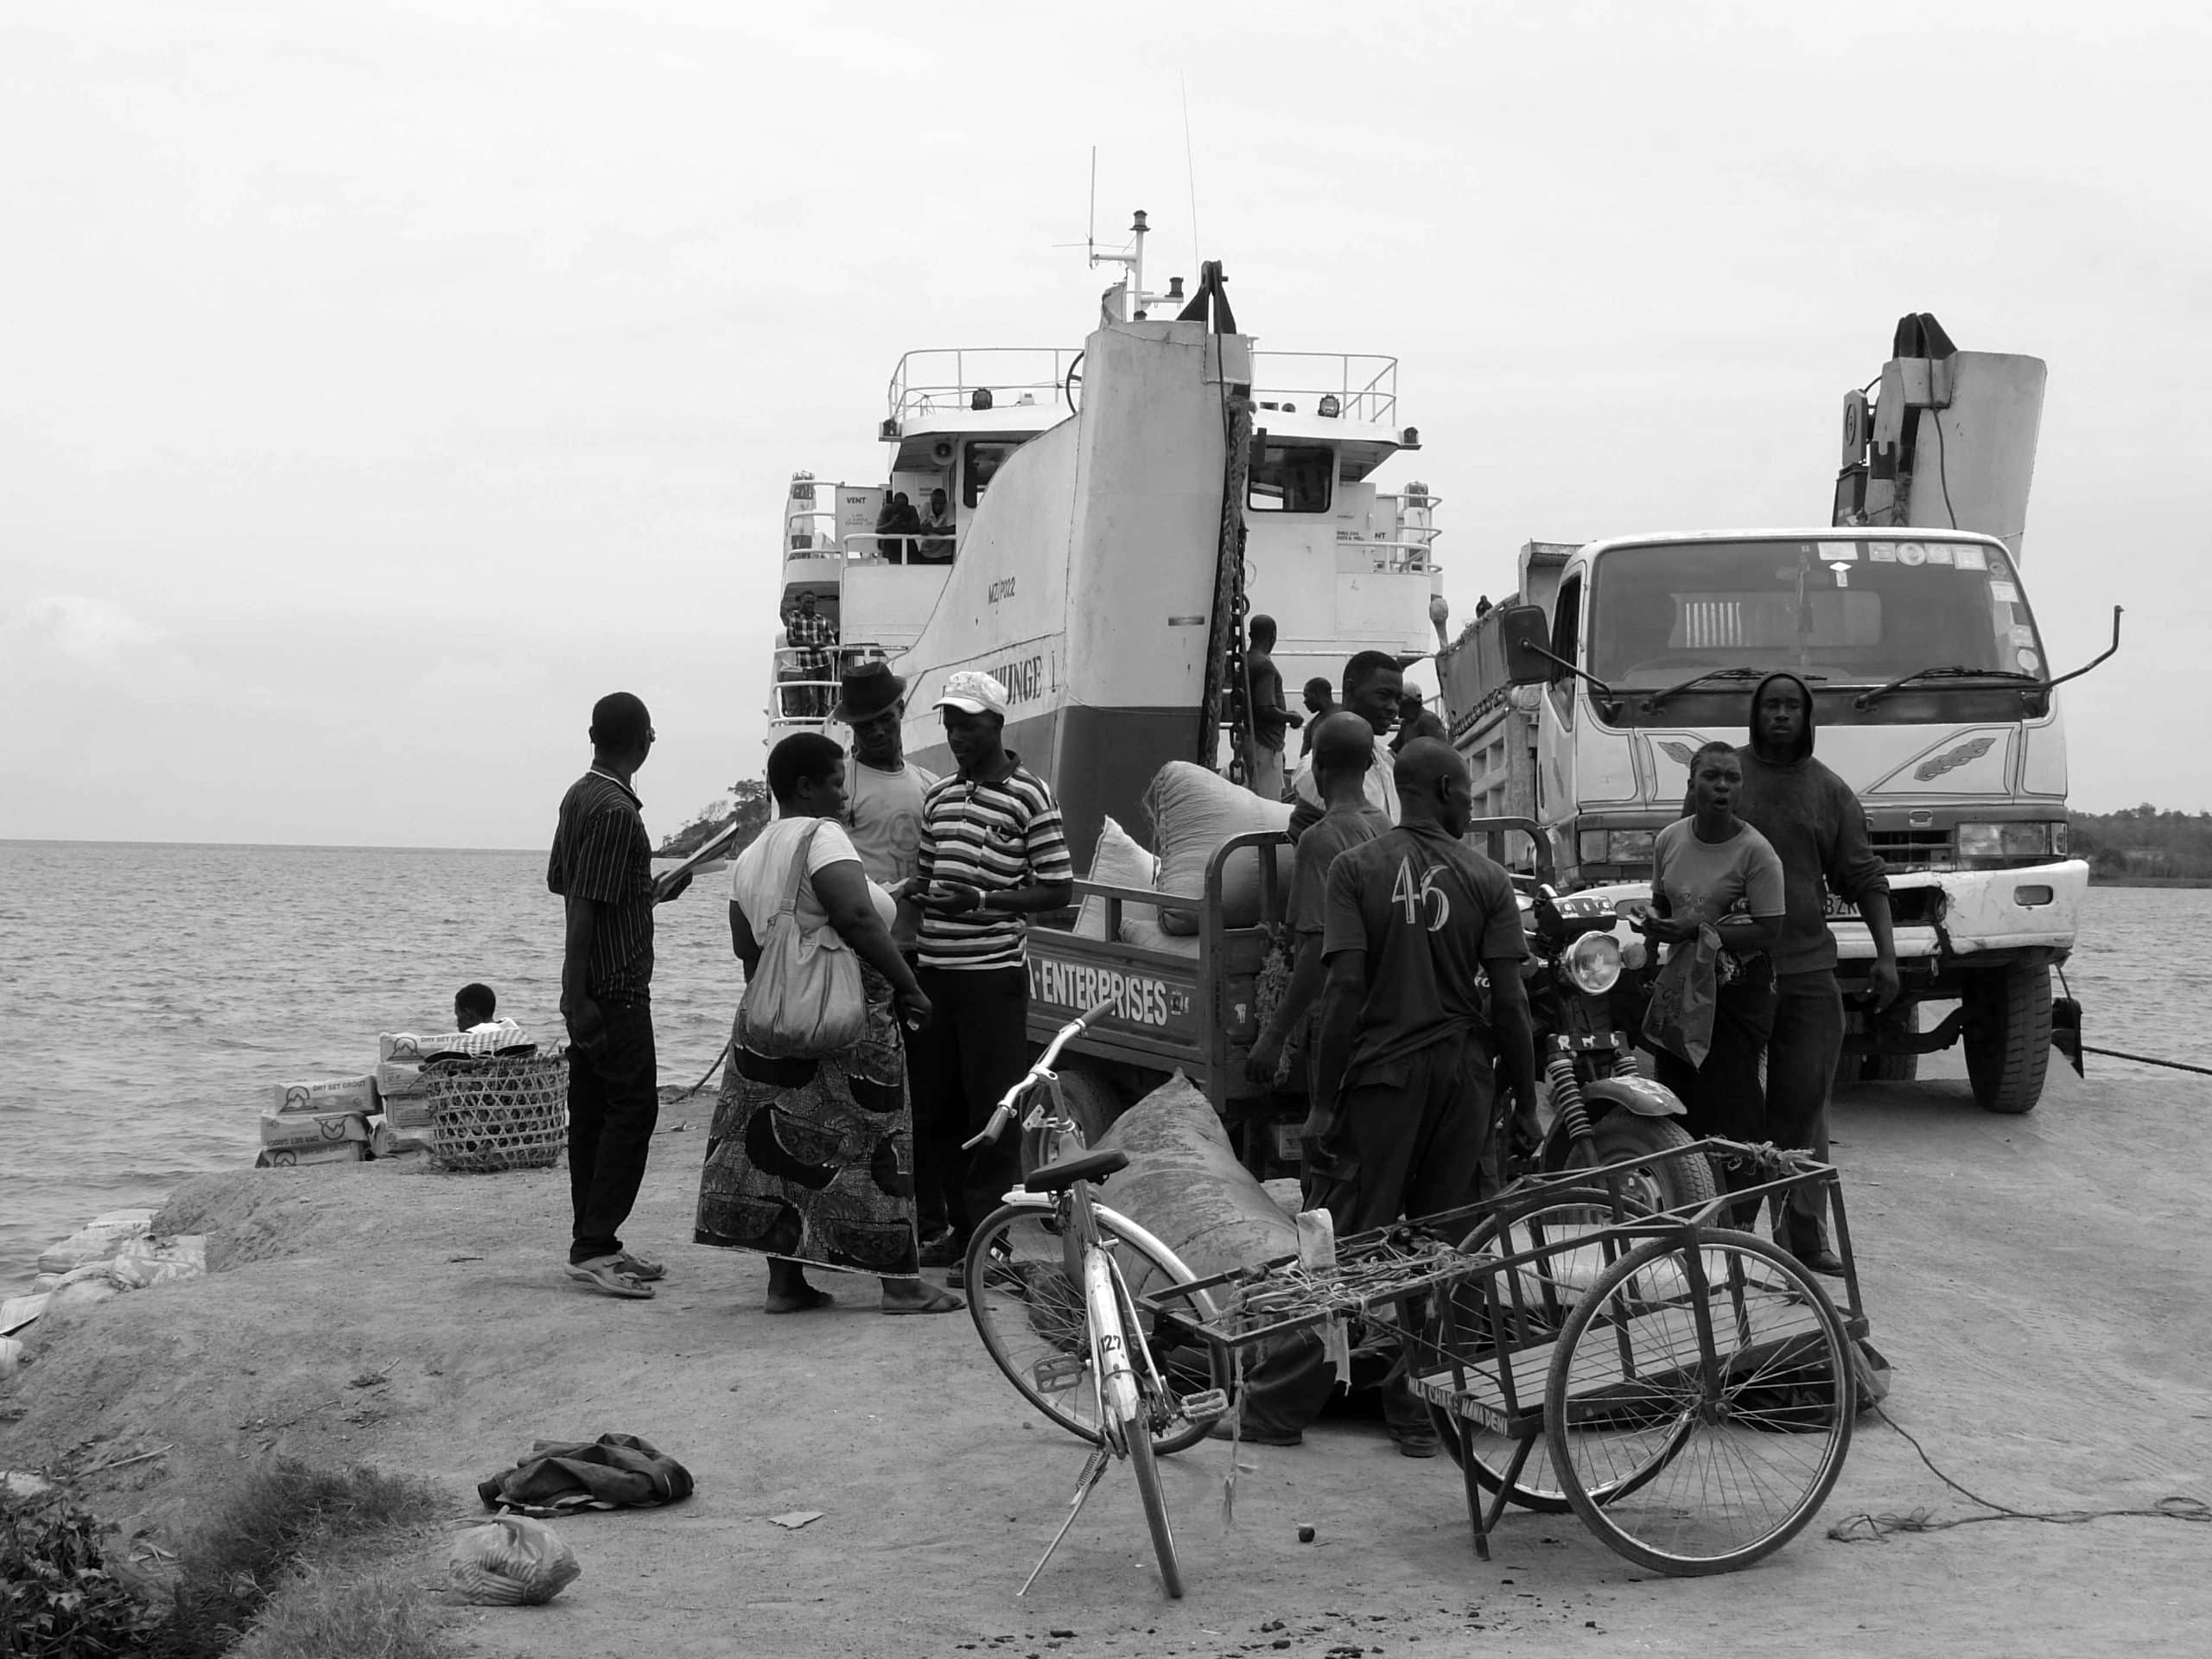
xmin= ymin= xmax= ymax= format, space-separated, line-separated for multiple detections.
xmin=1870 ymin=829 xmax=1953 ymax=871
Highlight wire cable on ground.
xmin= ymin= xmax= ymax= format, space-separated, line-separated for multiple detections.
xmin=1827 ymin=1402 xmax=2210 ymax=1543
xmin=2077 ymin=1045 xmax=2212 ymax=1077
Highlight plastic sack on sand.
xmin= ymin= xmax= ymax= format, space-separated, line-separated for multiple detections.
xmin=1142 ymin=761 xmax=1293 ymax=936
xmin=108 ymin=1235 xmax=207 ymax=1289
xmin=448 ymin=1514 xmax=582 ymax=1606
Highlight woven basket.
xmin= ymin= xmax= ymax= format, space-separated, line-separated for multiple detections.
xmin=423 ymin=1052 xmax=568 ymax=1173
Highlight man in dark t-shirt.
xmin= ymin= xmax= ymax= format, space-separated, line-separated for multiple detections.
xmin=1312 ymin=739 xmax=1536 ymax=1454
xmin=1243 ymin=613 xmax=1300 ymax=801
xmin=547 ymin=692 xmax=690 ymax=1299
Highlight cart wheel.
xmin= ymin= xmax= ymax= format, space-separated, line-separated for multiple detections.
xmin=1545 ymin=1230 xmax=1854 ymax=1575
xmin=1427 ymin=1185 xmax=1657 ymax=1512
xmin=964 ymin=1201 xmax=1226 ymax=1455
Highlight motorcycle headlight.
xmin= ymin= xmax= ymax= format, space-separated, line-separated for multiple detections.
xmin=1560 ymin=932 xmax=1623 ymax=995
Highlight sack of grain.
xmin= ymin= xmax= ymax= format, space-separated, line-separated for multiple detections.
xmin=255 ymin=1141 xmax=368 ymax=1168
xmin=1074 ymin=817 xmax=1161 ymax=939
xmin=1142 ymin=761 xmax=1294 ymax=935
xmin=378 ymin=1021 xmax=528 ymax=1064
xmin=259 ymin=1109 xmax=371 ymax=1149
xmin=271 ymin=1076 xmax=377 ymax=1116
xmin=371 ymin=1116 xmax=435 ymax=1157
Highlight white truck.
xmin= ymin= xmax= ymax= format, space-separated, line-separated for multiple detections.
xmin=1439 ymin=315 xmax=2119 ymax=1114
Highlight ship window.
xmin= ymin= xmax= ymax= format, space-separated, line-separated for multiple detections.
xmin=1248 ymin=442 xmax=1333 ymax=513
xmin=963 ymin=440 xmax=1017 ymax=508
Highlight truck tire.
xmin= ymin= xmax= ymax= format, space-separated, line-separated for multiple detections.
xmin=1859 ymin=1006 xmax=1919 ymax=1083
xmin=1964 ymin=964 xmax=2051 ymax=1116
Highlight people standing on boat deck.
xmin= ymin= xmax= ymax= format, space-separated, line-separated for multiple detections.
xmin=1297 ymin=677 xmax=1337 ymax=759
xmin=785 ymin=593 xmax=838 ymax=718
xmin=547 ymin=692 xmax=692 ymax=1300
xmin=905 ymin=671 xmax=1075 ymax=1283
xmin=914 ymin=487 xmax=956 ymax=563
xmin=1731 ymin=672 xmax=1897 ymax=1277
xmin=1243 ymin=613 xmax=1301 ymax=801
xmin=1289 ymin=650 xmax=1403 ymax=836
xmin=1307 ymin=739 xmax=1536 ymax=1456
xmin=1389 ymin=686 xmax=1448 ymax=754
xmin=874 ymin=491 xmax=920 ymax=563
xmin=693 ymin=733 xmax=962 ymax=1316
xmin=1638 ymin=740 xmax=1785 ymax=1222
xmin=1244 ymin=712 xmax=1389 ymax=1095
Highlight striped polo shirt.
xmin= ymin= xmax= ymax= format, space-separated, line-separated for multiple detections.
xmin=915 ymin=756 xmax=1073 ymax=970
xmin=546 ymin=767 xmax=657 ymax=1005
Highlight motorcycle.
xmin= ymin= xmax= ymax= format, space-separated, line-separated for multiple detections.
xmin=1472 ymin=817 xmax=1716 ymax=1215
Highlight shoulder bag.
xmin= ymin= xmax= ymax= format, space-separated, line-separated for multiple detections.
xmin=739 ymin=821 xmax=868 ymax=1058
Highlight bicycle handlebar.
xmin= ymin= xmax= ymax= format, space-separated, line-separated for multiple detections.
xmin=961 ymin=995 xmax=1116 ymax=1150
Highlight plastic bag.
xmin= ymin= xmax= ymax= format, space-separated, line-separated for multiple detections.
xmin=448 ymin=1515 xmax=582 ymax=1605
xmin=1642 ymin=925 xmax=1719 ymax=1067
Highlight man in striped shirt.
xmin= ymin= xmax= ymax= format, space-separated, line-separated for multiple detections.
xmin=905 ymin=670 xmax=1073 ymax=1274
xmin=547 ymin=692 xmax=691 ymax=1299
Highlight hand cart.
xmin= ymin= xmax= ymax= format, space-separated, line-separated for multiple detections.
xmin=1145 ymin=1140 xmax=1871 ymax=1576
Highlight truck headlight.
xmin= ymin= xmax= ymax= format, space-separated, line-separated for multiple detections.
xmin=1607 ymin=830 xmax=1655 ymax=862
xmin=1578 ymin=829 xmax=1608 ymax=864
xmin=1561 ymin=932 xmax=1623 ymax=995
xmin=1957 ymin=822 xmax=2056 ymax=859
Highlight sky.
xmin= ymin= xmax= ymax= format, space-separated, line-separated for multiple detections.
xmin=3 ymin=1 xmax=2209 ymax=849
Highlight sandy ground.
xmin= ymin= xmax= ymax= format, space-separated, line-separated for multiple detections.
xmin=4 ymin=1047 xmax=2209 ymax=1659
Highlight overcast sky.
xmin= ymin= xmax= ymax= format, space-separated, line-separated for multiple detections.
xmin=4 ymin=1 xmax=2208 ymax=848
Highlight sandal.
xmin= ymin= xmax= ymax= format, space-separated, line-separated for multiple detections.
xmin=880 ymin=1287 xmax=965 ymax=1316
xmin=613 ymin=1249 xmax=667 ymax=1281
xmin=566 ymin=1255 xmax=655 ymax=1299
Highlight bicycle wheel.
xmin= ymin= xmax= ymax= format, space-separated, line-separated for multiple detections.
xmin=965 ymin=1201 xmax=1226 ymax=1455
xmin=1123 ymin=1407 xmax=1185 ymax=1598
xmin=1547 ymin=1230 xmax=1854 ymax=1575
xmin=1427 ymin=1186 xmax=1663 ymax=1513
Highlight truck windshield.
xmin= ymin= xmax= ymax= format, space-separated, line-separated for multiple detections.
xmin=1586 ymin=537 xmax=2046 ymax=688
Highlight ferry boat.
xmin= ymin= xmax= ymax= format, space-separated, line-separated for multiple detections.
xmin=767 ymin=212 xmax=1449 ymax=862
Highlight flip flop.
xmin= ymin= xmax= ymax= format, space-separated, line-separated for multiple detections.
xmin=765 ymin=1287 xmax=836 ymax=1314
xmin=566 ymin=1256 xmax=655 ymax=1300
xmin=613 ymin=1249 xmax=667 ymax=1281
xmin=880 ymin=1287 xmax=965 ymax=1315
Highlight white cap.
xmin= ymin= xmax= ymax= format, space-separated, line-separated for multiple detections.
xmin=933 ymin=670 xmax=1009 ymax=720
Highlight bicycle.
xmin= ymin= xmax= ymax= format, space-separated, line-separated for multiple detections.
xmin=962 ymin=997 xmax=1230 ymax=1599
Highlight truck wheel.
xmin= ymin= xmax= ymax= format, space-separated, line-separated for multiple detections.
xmin=1964 ymin=965 xmax=2052 ymax=1116
xmin=1860 ymin=1006 xmax=1919 ymax=1082
xmin=1586 ymin=1114 xmax=1717 ymax=1213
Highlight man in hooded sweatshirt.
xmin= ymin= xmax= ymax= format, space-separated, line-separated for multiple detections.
xmin=1732 ymin=672 xmax=1898 ymax=1275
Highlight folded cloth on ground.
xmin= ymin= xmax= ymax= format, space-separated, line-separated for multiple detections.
xmin=477 ymin=1433 xmax=694 ymax=1513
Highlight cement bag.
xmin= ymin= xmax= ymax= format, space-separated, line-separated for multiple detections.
xmin=271 ymin=1076 xmax=376 ymax=1116
xmin=1143 ymin=762 xmax=1293 ymax=936
xmin=1073 ymin=817 xmax=1161 ymax=941
xmin=448 ymin=1515 xmax=582 ymax=1606
xmin=1093 ymin=1073 xmax=1297 ymax=1282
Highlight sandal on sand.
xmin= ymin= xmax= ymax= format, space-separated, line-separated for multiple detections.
xmin=613 ymin=1249 xmax=667 ymax=1281
xmin=881 ymin=1287 xmax=965 ymax=1316
xmin=567 ymin=1255 xmax=655 ymax=1300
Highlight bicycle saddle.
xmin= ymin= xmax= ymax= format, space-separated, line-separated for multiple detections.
xmin=1021 ymin=1147 xmax=1129 ymax=1193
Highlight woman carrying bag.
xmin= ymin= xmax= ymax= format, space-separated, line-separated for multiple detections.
xmin=695 ymin=733 xmax=963 ymax=1315
xmin=1635 ymin=740 xmax=1785 ymax=1219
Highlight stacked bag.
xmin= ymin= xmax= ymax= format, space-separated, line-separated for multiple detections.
xmin=255 ymin=1019 xmax=531 ymax=1167
xmin=257 ymin=1075 xmax=377 ymax=1167
xmin=1073 ymin=762 xmax=1295 ymax=956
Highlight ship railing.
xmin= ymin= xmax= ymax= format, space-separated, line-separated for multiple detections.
xmin=785 ymin=528 xmax=963 ymax=565
xmin=767 ymin=641 xmax=892 ymax=726
xmin=888 ymin=348 xmax=1080 ymax=423
xmin=1340 ymin=534 xmax=1446 ymax=574
xmin=1249 ymin=353 xmax=1400 ymax=426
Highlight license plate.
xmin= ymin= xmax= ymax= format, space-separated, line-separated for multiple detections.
xmin=1824 ymin=896 xmax=1859 ymax=919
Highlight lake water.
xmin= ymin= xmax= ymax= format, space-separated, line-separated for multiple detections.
xmin=2 ymin=842 xmax=2206 ymax=1292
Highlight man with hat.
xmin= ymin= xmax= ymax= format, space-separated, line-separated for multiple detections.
xmin=836 ymin=659 xmax=938 ymax=897
xmin=906 ymin=670 xmax=1074 ymax=1279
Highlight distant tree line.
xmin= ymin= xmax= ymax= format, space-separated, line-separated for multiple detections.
xmin=657 ymin=779 xmax=772 ymax=860
xmin=2071 ymin=804 xmax=2212 ymax=883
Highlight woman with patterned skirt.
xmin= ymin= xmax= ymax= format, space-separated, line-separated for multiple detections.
xmin=695 ymin=733 xmax=963 ymax=1315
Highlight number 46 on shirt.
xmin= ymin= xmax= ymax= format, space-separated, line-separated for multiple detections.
xmin=1391 ymin=856 xmax=1451 ymax=931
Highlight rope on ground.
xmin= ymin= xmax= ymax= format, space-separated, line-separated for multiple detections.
xmin=1827 ymin=1402 xmax=2212 ymax=1543
xmin=2078 ymin=1044 xmax=2212 ymax=1078
xmin=680 ymin=1040 xmax=732 ymax=1099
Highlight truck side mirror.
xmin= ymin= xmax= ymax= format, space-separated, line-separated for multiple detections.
xmin=1497 ymin=604 xmax=1554 ymax=685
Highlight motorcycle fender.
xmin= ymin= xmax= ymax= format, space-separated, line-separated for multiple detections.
xmin=1581 ymin=1075 xmax=1685 ymax=1119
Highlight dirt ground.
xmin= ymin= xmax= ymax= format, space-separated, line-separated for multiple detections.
xmin=4 ymin=1047 xmax=2209 ymax=1659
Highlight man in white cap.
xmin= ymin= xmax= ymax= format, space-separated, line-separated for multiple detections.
xmin=905 ymin=670 xmax=1074 ymax=1280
